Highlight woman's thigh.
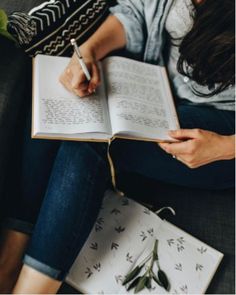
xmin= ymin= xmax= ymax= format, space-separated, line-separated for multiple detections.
xmin=5 ymin=118 xmax=60 ymax=226
xmin=111 ymin=104 xmax=235 ymax=190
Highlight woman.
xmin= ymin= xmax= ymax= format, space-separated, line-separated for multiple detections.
xmin=0 ymin=0 xmax=235 ymax=293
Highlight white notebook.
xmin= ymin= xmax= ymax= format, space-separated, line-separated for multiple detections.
xmin=32 ymin=55 xmax=179 ymax=142
xmin=66 ymin=190 xmax=223 ymax=294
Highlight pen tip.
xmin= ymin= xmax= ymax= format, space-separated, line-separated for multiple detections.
xmin=70 ymin=38 xmax=76 ymax=45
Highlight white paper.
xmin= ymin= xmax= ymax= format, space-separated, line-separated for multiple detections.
xmin=66 ymin=190 xmax=223 ymax=294
xmin=33 ymin=55 xmax=112 ymax=137
xmin=103 ymin=57 xmax=179 ymax=141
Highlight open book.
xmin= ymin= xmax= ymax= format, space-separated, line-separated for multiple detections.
xmin=66 ymin=190 xmax=223 ymax=294
xmin=32 ymin=55 xmax=179 ymax=142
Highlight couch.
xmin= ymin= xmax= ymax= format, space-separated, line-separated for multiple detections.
xmin=0 ymin=0 xmax=45 ymax=216
xmin=0 ymin=1 xmax=234 ymax=294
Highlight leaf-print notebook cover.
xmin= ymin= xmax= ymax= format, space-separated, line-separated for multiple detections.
xmin=66 ymin=190 xmax=223 ymax=294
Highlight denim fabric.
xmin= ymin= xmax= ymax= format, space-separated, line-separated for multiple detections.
xmin=3 ymin=118 xmax=60 ymax=229
xmin=24 ymin=255 xmax=63 ymax=280
xmin=23 ymin=141 xmax=110 ymax=280
xmin=4 ymin=103 xmax=234 ymax=281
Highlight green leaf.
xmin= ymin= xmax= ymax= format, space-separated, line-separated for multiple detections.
xmin=134 ymin=276 xmax=148 ymax=293
xmin=145 ymin=276 xmax=152 ymax=289
xmin=127 ymin=276 xmax=141 ymax=291
xmin=153 ymin=239 xmax=159 ymax=261
xmin=0 ymin=9 xmax=8 ymax=30
xmin=152 ymin=273 xmax=164 ymax=288
xmin=0 ymin=9 xmax=15 ymax=41
xmin=158 ymin=270 xmax=170 ymax=291
xmin=122 ymin=265 xmax=143 ymax=286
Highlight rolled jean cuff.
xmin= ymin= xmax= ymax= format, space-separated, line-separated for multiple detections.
xmin=1 ymin=218 xmax=34 ymax=235
xmin=23 ymin=255 xmax=67 ymax=281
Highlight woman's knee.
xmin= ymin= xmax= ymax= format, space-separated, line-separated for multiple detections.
xmin=59 ymin=141 xmax=108 ymax=163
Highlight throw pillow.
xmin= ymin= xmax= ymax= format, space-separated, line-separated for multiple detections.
xmin=7 ymin=0 xmax=109 ymax=57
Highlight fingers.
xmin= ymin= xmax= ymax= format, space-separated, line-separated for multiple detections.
xmin=159 ymin=129 xmax=218 ymax=169
xmin=88 ymin=63 xmax=101 ymax=93
xmin=159 ymin=143 xmax=199 ymax=169
xmin=70 ymin=65 xmax=91 ymax=96
xmin=60 ymin=65 xmax=88 ymax=96
xmin=159 ymin=140 xmax=204 ymax=169
xmin=169 ymin=129 xmax=203 ymax=140
xmin=175 ymin=155 xmax=204 ymax=169
xmin=159 ymin=141 xmax=192 ymax=155
xmin=73 ymin=83 xmax=90 ymax=97
xmin=60 ymin=62 xmax=100 ymax=97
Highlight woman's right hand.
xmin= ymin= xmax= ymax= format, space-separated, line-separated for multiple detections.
xmin=59 ymin=15 xmax=126 ymax=97
xmin=59 ymin=50 xmax=101 ymax=97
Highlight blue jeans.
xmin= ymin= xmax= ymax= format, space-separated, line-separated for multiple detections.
xmin=3 ymin=103 xmax=235 ymax=280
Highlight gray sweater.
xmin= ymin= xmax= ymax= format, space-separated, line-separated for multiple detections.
xmin=110 ymin=0 xmax=235 ymax=111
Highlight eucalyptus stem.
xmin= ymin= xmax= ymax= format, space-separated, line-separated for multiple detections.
xmin=147 ymin=252 xmax=155 ymax=276
xmin=123 ymin=238 xmax=170 ymax=293
xmin=156 ymin=259 xmax=161 ymax=270
xmin=137 ymin=252 xmax=152 ymax=268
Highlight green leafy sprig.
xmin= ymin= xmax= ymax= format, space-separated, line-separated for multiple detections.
xmin=122 ymin=239 xmax=170 ymax=293
xmin=0 ymin=9 xmax=15 ymax=41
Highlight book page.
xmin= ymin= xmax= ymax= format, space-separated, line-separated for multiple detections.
xmin=103 ymin=57 xmax=179 ymax=141
xmin=33 ymin=55 xmax=111 ymax=138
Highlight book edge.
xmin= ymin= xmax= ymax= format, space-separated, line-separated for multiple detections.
xmin=32 ymin=57 xmax=36 ymax=139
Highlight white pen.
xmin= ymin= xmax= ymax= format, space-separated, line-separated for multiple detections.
xmin=70 ymin=38 xmax=91 ymax=81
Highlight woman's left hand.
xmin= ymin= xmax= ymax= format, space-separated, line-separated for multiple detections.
xmin=159 ymin=129 xmax=235 ymax=169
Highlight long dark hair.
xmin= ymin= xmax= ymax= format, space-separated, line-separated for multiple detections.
xmin=177 ymin=0 xmax=235 ymax=96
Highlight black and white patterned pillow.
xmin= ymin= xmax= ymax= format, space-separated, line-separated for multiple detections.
xmin=7 ymin=0 xmax=109 ymax=57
